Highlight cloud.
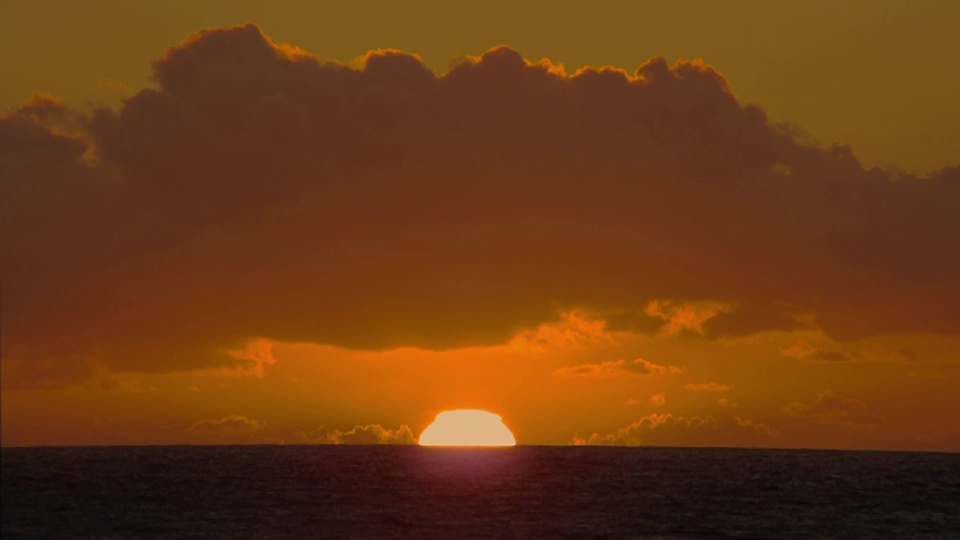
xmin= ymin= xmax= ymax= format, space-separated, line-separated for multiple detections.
xmin=649 ymin=393 xmax=666 ymax=406
xmin=214 ymin=339 xmax=277 ymax=377
xmin=1 ymin=357 xmax=102 ymax=391
xmin=573 ymin=413 xmax=777 ymax=447
xmin=189 ymin=414 xmax=263 ymax=433
xmin=0 ymin=356 xmax=156 ymax=392
xmin=554 ymin=358 xmax=682 ymax=377
xmin=509 ymin=310 xmax=617 ymax=352
xmin=3 ymin=23 xmax=959 ymax=381
xmin=783 ymin=341 xmax=927 ymax=364
xmin=684 ymin=382 xmax=732 ymax=393
xmin=782 ymin=342 xmax=858 ymax=363
xmin=98 ymin=378 xmax=159 ymax=394
xmin=302 ymin=423 xmax=416 ymax=444
xmin=782 ymin=391 xmax=885 ymax=426
xmin=644 ymin=300 xmax=732 ymax=337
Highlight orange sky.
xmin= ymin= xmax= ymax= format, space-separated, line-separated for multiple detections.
xmin=2 ymin=2 xmax=959 ymax=450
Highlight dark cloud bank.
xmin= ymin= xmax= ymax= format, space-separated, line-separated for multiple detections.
xmin=3 ymin=24 xmax=958 ymax=380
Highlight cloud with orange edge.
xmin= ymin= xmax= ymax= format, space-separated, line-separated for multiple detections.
xmin=3 ymin=23 xmax=959 ymax=387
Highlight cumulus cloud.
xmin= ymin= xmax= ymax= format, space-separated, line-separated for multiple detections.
xmin=684 ymin=382 xmax=732 ymax=392
xmin=573 ymin=413 xmax=776 ymax=447
xmin=782 ymin=391 xmax=885 ymax=426
xmin=3 ymin=23 xmax=959 ymax=382
xmin=302 ymin=423 xmax=416 ymax=444
xmin=553 ymin=358 xmax=682 ymax=377
xmin=189 ymin=414 xmax=263 ymax=433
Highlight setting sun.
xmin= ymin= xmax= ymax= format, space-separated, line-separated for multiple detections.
xmin=418 ymin=410 xmax=517 ymax=447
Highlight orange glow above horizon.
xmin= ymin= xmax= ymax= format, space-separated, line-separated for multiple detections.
xmin=418 ymin=410 xmax=517 ymax=447
xmin=2 ymin=12 xmax=960 ymax=453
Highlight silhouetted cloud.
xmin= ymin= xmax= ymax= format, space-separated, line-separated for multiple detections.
xmin=782 ymin=391 xmax=885 ymax=425
xmin=573 ymin=413 xmax=776 ymax=446
xmin=3 ymin=23 xmax=959 ymax=381
xmin=302 ymin=423 xmax=415 ymax=444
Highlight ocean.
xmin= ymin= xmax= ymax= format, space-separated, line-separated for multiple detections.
xmin=2 ymin=445 xmax=958 ymax=537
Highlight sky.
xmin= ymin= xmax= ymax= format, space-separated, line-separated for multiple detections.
xmin=2 ymin=1 xmax=958 ymax=450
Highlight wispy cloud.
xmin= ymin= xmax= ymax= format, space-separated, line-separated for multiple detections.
xmin=684 ymin=382 xmax=732 ymax=393
xmin=782 ymin=391 xmax=885 ymax=426
xmin=554 ymin=358 xmax=682 ymax=377
xmin=189 ymin=414 xmax=263 ymax=433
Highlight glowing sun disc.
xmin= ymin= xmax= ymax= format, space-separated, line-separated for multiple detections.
xmin=418 ymin=409 xmax=517 ymax=447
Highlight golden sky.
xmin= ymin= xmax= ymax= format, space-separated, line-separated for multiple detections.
xmin=2 ymin=1 xmax=959 ymax=450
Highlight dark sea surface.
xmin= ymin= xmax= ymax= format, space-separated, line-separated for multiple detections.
xmin=2 ymin=445 xmax=958 ymax=538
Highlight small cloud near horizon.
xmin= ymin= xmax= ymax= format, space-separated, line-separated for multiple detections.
xmin=302 ymin=424 xmax=416 ymax=444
